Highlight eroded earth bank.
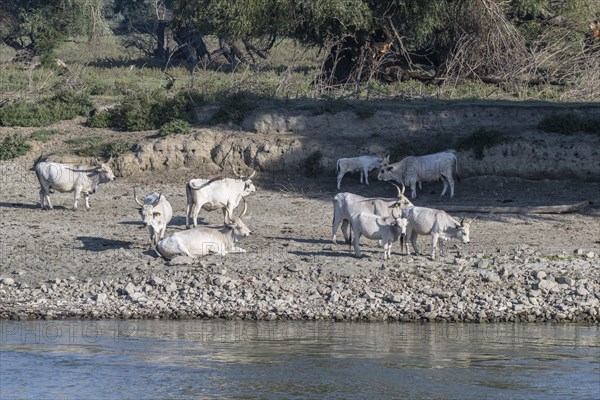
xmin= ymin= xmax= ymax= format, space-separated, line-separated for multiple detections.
xmin=1 ymin=103 xmax=599 ymax=321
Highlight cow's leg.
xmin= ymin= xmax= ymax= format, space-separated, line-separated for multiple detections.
xmin=410 ymin=181 xmax=417 ymax=199
xmin=191 ymin=202 xmax=202 ymax=228
xmin=39 ymin=187 xmax=50 ymax=210
xmin=84 ymin=193 xmax=91 ymax=210
xmin=440 ymin=239 xmax=447 ymax=257
xmin=185 ymin=203 xmax=191 ymax=229
xmin=430 ymin=233 xmax=439 ymax=260
xmin=363 ymin=167 xmax=370 ymax=185
xmin=332 ymin=213 xmax=342 ymax=244
xmin=447 ymin=176 xmax=455 ymax=198
xmin=353 ymin=232 xmax=362 ymax=258
xmin=73 ymin=187 xmax=81 ymax=210
xmin=341 ymin=219 xmax=351 ymax=243
xmin=440 ymin=175 xmax=449 ymax=198
xmin=383 ymin=240 xmax=392 ymax=260
xmin=410 ymin=231 xmax=419 ymax=255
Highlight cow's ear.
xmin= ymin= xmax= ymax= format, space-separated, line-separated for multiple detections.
xmin=153 ymin=212 xmax=161 ymax=217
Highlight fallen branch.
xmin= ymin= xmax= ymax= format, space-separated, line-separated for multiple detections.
xmin=439 ymin=199 xmax=597 ymax=214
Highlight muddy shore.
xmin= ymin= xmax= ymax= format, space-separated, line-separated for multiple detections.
xmin=1 ymin=167 xmax=599 ymax=322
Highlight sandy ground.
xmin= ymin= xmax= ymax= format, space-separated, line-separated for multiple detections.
xmin=1 ymin=160 xmax=599 ymax=288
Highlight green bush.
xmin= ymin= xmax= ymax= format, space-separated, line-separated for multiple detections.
xmin=209 ymin=92 xmax=259 ymax=125
xmin=0 ymin=134 xmax=31 ymax=161
xmin=87 ymin=89 xmax=203 ymax=132
xmin=29 ymin=129 xmax=62 ymax=142
xmin=0 ymin=91 xmax=93 ymax=127
xmin=457 ymin=129 xmax=505 ymax=159
xmin=538 ymin=114 xmax=600 ymax=135
xmin=159 ymin=119 xmax=191 ymax=136
xmin=302 ymin=150 xmax=323 ymax=178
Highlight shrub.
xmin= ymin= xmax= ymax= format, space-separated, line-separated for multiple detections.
xmin=302 ymin=150 xmax=323 ymax=178
xmin=0 ymin=134 xmax=31 ymax=161
xmin=87 ymin=110 xmax=114 ymax=128
xmin=159 ymin=119 xmax=191 ymax=136
xmin=457 ymin=129 xmax=505 ymax=159
xmin=538 ymin=114 xmax=600 ymax=135
xmin=209 ymin=92 xmax=259 ymax=125
xmin=29 ymin=129 xmax=62 ymax=142
xmin=0 ymin=91 xmax=93 ymax=127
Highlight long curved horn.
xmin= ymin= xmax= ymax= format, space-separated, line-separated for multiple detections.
xmin=153 ymin=192 xmax=162 ymax=205
xmin=469 ymin=215 xmax=479 ymax=224
xmin=392 ymin=183 xmax=405 ymax=197
xmin=133 ymin=187 xmax=144 ymax=207
xmin=238 ymin=197 xmax=248 ymax=219
xmin=221 ymin=202 xmax=233 ymax=223
xmin=247 ymin=170 xmax=256 ymax=179
xmin=460 ymin=217 xmax=465 ymax=227
xmin=231 ymin=163 xmax=240 ymax=178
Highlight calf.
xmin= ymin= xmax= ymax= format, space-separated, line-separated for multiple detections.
xmin=134 ymin=188 xmax=173 ymax=247
xmin=332 ymin=183 xmax=412 ymax=244
xmin=349 ymin=212 xmax=408 ymax=260
xmin=336 ymin=155 xmax=382 ymax=189
xmin=156 ymin=200 xmax=251 ymax=259
xmin=400 ymin=206 xmax=474 ymax=260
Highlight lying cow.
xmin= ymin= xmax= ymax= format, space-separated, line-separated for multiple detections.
xmin=34 ymin=157 xmax=116 ymax=210
xmin=186 ymin=170 xmax=256 ymax=228
xmin=400 ymin=206 xmax=475 ymax=260
xmin=378 ymin=151 xmax=459 ymax=199
xmin=332 ymin=183 xmax=412 ymax=244
xmin=156 ymin=199 xmax=251 ymax=259
xmin=336 ymin=155 xmax=382 ymax=189
xmin=349 ymin=212 xmax=408 ymax=260
xmin=134 ymin=188 xmax=173 ymax=247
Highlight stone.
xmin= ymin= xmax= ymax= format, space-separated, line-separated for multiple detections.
xmin=555 ymin=276 xmax=573 ymax=286
xmin=124 ymin=283 xmax=136 ymax=296
xmin=94 ymin=293 xmax=108 ymax=303
xmin=534 ymin=270 xmax=547 ymax=280
xmin=585 ymin=252 xmax=595 ymax=259
xmin=169 ymin=256 xmax=195 ymax=266
xmin=574 ymin=248 xmax=585 ymax=255
xmin=576 ymin=286 xmax=589 ymax=296
xmin=150 ymin=276 xmax=163 ymax=286
xmin=1 ymin=278 xmax=15 ymax=286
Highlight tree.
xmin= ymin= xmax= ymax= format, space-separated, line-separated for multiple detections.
xmin=1 ymin=0 xmax=99 ymax=63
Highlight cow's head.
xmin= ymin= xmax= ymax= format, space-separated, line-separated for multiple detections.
xmin=455 ymin=216 xmax=477 ymax=244
xmin=377 ymin=161 xmax=398 ymax=182
xmin=392 ymin=217 xmax=408 ymax=239
xmin=96 ymin=157 xmax=116 ymax=182
xmin=391 ymin=183 xmax=413 ymax=210
xmin=224 ymin=198 xmax=251 ymax=240
xmin=232 ymin=165 xmax=257 ymax=194
xmin=134 ymin=189 xmax=163 ymax=228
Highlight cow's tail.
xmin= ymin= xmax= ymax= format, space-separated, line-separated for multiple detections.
xmin=185 ymin=182 xmax=193 ymax=214
xmin=336 ymin=159 xmax=340 ymax=173
xmin=453 ymin=154 xmax=460 ymax=183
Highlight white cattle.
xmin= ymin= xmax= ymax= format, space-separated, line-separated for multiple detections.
xmin=336 ymin=155 xmax=382 ymax=189
xmin=378 ymin=151 xmax=459 ymax=199
xmin=186 ymin=171 xmax=256 ymax=228
xmin=156 ymin=200 xmax=251 ymax=259
xmin=34 ymin=158 xmax=116 ymax=210
xmin=134 ymin=188 xmax=173 ymax=247
xmin=332 ymin=183 xmax=412 ymax=244
xmin=400 ymin=206 xmax=475 ymax=260
xmin=349 ymin=212 xmax=408 ymax=260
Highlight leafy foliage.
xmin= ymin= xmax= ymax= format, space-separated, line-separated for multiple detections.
xmin=0 ymin=91 xmax=93 ymax=127
xmin=66 ymin=136 xmax=131 ymax=158
xmin=0 ymin=134 xmax=32 ymax=161
xmin=159 ymin=119 xmax=191 ymax=136
xmin=209 ymin=92 xmax=260 ymax=125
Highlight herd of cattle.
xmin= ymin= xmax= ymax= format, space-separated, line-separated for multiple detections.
xmin=32 ymin=149 xmax=474 ymax=261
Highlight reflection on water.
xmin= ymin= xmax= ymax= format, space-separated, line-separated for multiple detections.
xmin=1 ymin=321 xmax=598 ymax=399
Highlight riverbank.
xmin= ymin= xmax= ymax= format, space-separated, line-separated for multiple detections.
xmin=1 ymin=171 xmax=598 ymax=322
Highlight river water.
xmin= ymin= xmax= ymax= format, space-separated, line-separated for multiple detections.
xmin=1 ymin=321 xmax=598 ymax=399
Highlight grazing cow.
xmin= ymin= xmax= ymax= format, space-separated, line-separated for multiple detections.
xmin=349 ymin=212 xmax=408 ymax=260
xmin=336 ymin=155 xmax=383 ymax=189
xmin=332 ymin=183 xmax=412 ymax=244
xmin=378 ymin=151 xmax=459 ymax=199
xmin=34 ymin=158 xmax=116 ymax=210
xmin=156 ymin=200 xmax=251 ymax=259
xmin=134 ymin=188 xmax=173 ymax=247
xmin=185 ymin=170 xmax=256 ymax=228
xmin=400 ymin=206 xmax=475 ymax=260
